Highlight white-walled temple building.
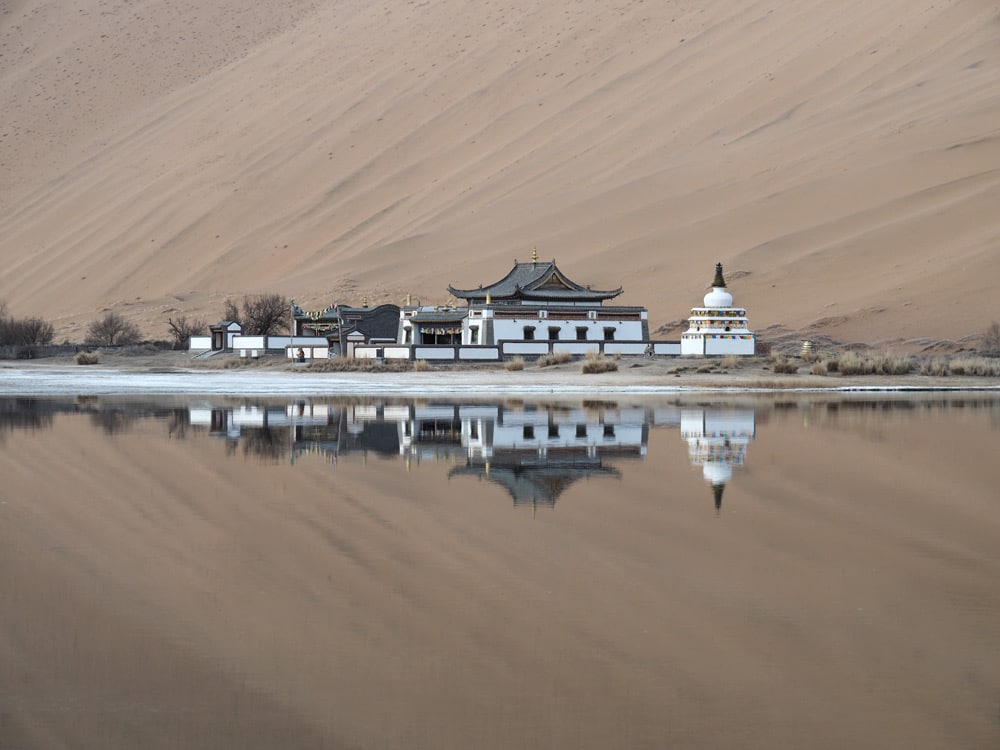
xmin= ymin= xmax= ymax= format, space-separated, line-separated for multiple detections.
xmin=398 ymin=251 xmax=649 ymax=348
xmin=680 ymin=263 xmax=755 ymax=356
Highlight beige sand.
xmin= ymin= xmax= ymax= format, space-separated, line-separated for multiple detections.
xmin=1 ymin=1 xmax=998 ymax=349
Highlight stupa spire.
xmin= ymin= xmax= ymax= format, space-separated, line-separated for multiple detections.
xmin=712 ymin=262 xmax=727 ymax=289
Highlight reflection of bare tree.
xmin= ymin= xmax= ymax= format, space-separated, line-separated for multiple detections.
xmin=240 ymin=428 xmax=288 ymax=462
xmin=166 ymin=409 xmax=191 ymax=440
xmin=89 ymin=409 xmax=143 ymax=435
xmin=0 ymin=398 xmax=55 ymax=442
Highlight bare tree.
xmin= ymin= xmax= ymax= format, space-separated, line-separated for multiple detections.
xmin=85 ymin=311 xmax=142 ymax=346
xmin=222 ymin=293 xmax=289 ymax=336
xmin=223 ymin=299 xmax=241 ymax=325
xmin=983 ymin=321 xmax=1000 ymax=357
xmin=0 ymin=304 xmax=55 ymax=347
xmin=167 ymin=315 xmax=207 ymax=350
xmin=11 ymin=317 xmax=55 ymax=346
xmin=242 ymin=293 xmax=289 ymax=336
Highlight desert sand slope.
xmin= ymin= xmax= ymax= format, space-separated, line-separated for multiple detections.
xmin=1 ymin=0 xmax=998 ymax=347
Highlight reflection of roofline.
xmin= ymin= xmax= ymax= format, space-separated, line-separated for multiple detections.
xmin=448 ymin=459 xmax=621 ymax=506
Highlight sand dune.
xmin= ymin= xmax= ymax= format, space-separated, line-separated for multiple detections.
xmin=1 ymin=0 xmax=998 ymax=347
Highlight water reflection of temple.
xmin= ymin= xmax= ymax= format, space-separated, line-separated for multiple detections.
xmin=680 ymin=409 xmax=755 ymax=514
xmin=446 ymin=404 xmax=648 ymax=509
xmin=185 ymin=401 xmax=754 ymax=512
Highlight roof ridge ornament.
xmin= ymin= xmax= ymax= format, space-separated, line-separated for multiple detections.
xmin=532 ymin=247 xmax=538 ymax=264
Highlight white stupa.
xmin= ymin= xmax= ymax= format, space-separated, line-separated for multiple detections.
xmin=680 ymin=263 xmax=755 ymax=356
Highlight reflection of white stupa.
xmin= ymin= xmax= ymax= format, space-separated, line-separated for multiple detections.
xmin=680 ymin=409 xmax=755 ymax=514
xmin=681 ymin=263 xmax=755 ymax=356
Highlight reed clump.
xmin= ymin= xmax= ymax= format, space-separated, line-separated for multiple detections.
xmin=951 ymin=357 xmax=1000 ymax=376
xmin=75 ymin=351 xmax=100 ymax=365
xmin=832 ymin=351 xmax=913 ymax=376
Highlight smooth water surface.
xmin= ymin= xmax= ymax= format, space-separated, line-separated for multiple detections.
xmin=1 ymin=394 xmax=998 ymax=749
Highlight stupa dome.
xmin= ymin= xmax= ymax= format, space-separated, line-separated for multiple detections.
xmin=704 ymin=287 xmax=733 ymax=308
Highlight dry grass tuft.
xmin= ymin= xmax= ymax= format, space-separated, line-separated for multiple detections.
xmin=537 ymin=351 xmax=573 ymax=368
xmin=772 ymin=358 xmax=799 ymax=374
xmin=75 ymin=351 xmax=99 ymax=365
xmin=412 ymin=359 xmax=430 ymax=372
xmin=810 ymin=362 xmax=828 ymax=375
xmin=581 ymin=351 xmax=618 ymax=374
xmin=504 ymin=356 xmax=525 ymax=371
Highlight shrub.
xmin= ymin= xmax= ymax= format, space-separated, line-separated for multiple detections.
xmin=504 ymin=357 xmax=525 ymax=371
xmin=537 ymin=351 xmax=573 ymax=368
xmin=721 ymin=355 xmax=739 ymax=369
xmin=85 ymin=311 xmax=142 ymax=346
xmin=581 ymin=352 xmax=618 ymax=374
xmin=824 ymin=358 xmax=839 ymax=373
xmin=412 ymin=359 xmax=430 ymax=372
xmin=810 ymin=362 xmax=828 ymax=375
xmin=75 ymin=351 xmax=100 ymax=365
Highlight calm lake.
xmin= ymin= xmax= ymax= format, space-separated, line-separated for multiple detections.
xmin=1 ymin=394 xmax=998 ymax=749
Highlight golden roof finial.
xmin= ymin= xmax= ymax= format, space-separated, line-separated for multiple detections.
xmin=406 ymin=292 xmax=412 ymax=306
xmin=532 ymin=246 xmax=538 ymax=263
xmin=486 ymin=290 xmax=491 ymax=304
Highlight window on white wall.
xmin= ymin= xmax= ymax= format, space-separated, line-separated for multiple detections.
xmin=603 ymin=327 xmax=615 ymax=341
xmin=576 ymin=327 xmax=587 ymax=341
xmin=523 ymin=326 xmax=535 ymax=340
xmin=548 ymin=326 xmax=560 ymax=340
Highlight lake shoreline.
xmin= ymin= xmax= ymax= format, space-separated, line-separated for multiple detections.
xmin=2 ymin=350 xmax=999 ymax=395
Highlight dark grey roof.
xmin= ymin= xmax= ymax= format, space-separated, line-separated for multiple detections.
xmin=408 ymin=310 xmax=468 ymax=323
xmin=448 ymin=260 xmax=622 ymax=303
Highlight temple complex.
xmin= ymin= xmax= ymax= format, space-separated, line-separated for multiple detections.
xmin=680 ymin=263 xmax=755 ymax=356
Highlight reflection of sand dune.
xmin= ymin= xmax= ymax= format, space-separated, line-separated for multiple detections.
xmin=1 ymin=2 xmax=999 ymax=349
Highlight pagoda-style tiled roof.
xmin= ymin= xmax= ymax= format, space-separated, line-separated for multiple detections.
xmin=447 ymin=258 xmax=622 ymax=304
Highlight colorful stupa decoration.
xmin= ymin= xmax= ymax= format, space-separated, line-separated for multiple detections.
xmin=680 ymin=262 xmax=755 ymax=356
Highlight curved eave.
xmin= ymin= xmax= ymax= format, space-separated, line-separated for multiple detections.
xmin=449 ymin=287 xmax=624 ymax=303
